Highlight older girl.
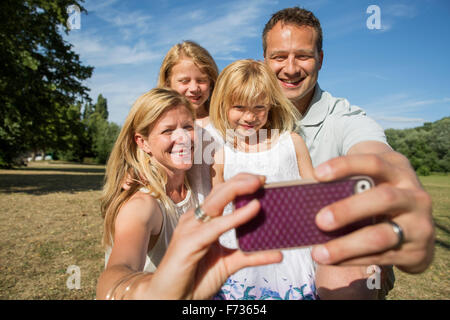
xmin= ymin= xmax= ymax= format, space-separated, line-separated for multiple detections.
xmin=158 ymin=40 xmax=218 ymax=129
xmin=158 ymin=41 xmax=222 ymax=203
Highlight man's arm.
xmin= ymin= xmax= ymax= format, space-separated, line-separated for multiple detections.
xmin=347 ymin=140 xmax=392 ymax=155
xmin=311 ymin=140 xmax=434 ymax=274
xmin=315 ymin=264 xmax=378 ymax=299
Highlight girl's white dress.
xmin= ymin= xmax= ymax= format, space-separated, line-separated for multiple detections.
xmin=215 ymin=131 xmax=318 ymax=300
xmin=187 ymin=123 xmax=224 ymax=204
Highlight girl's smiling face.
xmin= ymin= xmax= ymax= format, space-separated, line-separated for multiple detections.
xmin=227 ymin=101 xmax=270 ymax=138
xmin=169 ymin=58 xmax=211 ymax=115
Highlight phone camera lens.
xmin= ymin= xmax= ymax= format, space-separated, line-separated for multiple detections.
xmin=355 ymin=179 xmax=371 ymax=193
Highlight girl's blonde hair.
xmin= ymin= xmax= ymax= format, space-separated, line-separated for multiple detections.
xmin=101 ymin=87 xmax=195 ymax=248
xmin=157 ymin=41 xmax=218 ymax=111
xmin=209 ymin=59 xmax=301 ymax=138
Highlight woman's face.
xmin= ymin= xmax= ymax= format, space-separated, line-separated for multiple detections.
xmin=138 ymin=104 xmax=195 ymax=174
xmin=169 ymin=58 xmax=211 ymax=112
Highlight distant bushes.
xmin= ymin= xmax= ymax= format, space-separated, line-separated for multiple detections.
xmin=385 ymin=117 xmax=450 ymax=175
xmin=54 ymin=94 xmax=121 ymax=165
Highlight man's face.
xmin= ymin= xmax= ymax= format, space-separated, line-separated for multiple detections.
xmin=265 ymin=22 xmax=323 ymax=108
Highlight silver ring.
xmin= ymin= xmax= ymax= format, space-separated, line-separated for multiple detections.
xmin=194 ymin=206 xmax=211 ymax=223
xmin=386 ymin=220 xmax=404 ymax=249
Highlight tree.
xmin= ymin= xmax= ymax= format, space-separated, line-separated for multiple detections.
xmin=0 ymin=0 xmax=93 ymax=167
xmin=84 ymin=94 xmax=120 ymax=164
xmin=95 ymin=94 xmax=109 ymax=120
xmin=385 ymin=117 xmax=450 ymax=174
xmin=93 ymin=120 xmax=121 ymax=164
xmin=53 ymin=103 xmax=91 ymax=162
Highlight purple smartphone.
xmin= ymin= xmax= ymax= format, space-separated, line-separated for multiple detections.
xmin=234 ymin=176 xmax=375 ymax=252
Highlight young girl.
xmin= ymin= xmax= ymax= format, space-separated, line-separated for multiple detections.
xmin=158 ymin=40 xmax=218 ymax=129
xmin=102 ymin=88 xmax=198 ymax=277
xmin=157 ymin=41 xmax=223 ymax=204
xmin=209 ymin=59 xmax=317 ymax=300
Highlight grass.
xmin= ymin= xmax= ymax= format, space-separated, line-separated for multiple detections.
xmin=0 ymin=161 xmax=105 ymax=299
xmin=0 ymin=162 xmax=448 ymax=299
xmin=386 ymin=174 xmax=450 ymax=300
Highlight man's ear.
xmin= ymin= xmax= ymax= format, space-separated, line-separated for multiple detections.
xmin=135 ymin=133 xmax=152 ymax=155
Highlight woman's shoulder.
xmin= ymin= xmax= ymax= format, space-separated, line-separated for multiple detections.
xmin=116 ymin=191 xmax=162 ymax=229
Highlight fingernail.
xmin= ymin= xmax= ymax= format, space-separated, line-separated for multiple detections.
xmin=243 ymin=198 xmax=259 ymax=209
xmin=258 ymin=175 xmax=266 ymax=184
xmin=317 ymin=209 xmax=335 ymax=228
xmin=315 ymin=163 xmax=332 ymax=179
xmin=313 ymin=245 xmax=330 ymax=264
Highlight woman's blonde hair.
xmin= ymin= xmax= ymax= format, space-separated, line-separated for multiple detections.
xmin=209 ymin=59 xmax=301 ymax=139
xmin=101 ymin=87 xmax=195 ymax=248
xmin=157 ymin=40 xmax=218 ymax=111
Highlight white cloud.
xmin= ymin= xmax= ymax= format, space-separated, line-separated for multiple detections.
xmin=379 ymin=97 xmax=450 ymax=114
xmin=88 ymin=73 xmax=157 ymax=125
xmin=94 ymin=8 xmax=154 ymax=37
xmin=83 ymin=0 xmax=119 ymax=13
xmin=358 ymin=71 xmax=389 ymax=81
xmin=323 ymin=11 xmax=364 ymax=38
xmin=363 ymin=94 xmax=449 ymax=129
xmin=152 ymin=0 xmax=271 ymax=57
xmin=297 ymin=0 xmax=331 ymax=11
xmin=375 ymin=3 xmax=418 ymax=32
xmin=379 ymin=22 xmax=392 ymax=32
xmin=68 ymin=33 xmax=162 ymax=67
xmin=73 ymin=0 xmax=272 ymax=67
xmin=384 ymin=3 xmax=418 ymax=18
xmin=374 ymin=116 xmax=425 ymax=123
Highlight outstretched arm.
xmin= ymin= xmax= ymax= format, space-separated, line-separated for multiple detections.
xmin=96 ymin=193 xmax=162 ymax=299
xmin=312 ymin=141 xmax=434 ymax=274
xmin=96 ymin=173 xmax=283 ymax=300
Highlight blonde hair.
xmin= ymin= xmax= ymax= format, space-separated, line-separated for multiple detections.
xmin=101 ymin=87 xmax=195 ymax=248
xmin=209 ymin=59 xmax=301 ymax=138
xmin=158 ymin=41 xmax=218 ymax=110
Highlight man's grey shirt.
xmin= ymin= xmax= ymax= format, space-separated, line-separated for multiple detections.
xmin=295 ymin=84 xmax=388 ymax=167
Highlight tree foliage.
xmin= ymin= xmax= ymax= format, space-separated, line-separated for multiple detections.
xmin=0 ymin=0 xmax=93 ymax=167
xmin=53 ymin=94 xmax=120 ymax=164
xmin=83 ymin=95 xmax=120 ymax=164
xmin=385 ymin=117 xmax=450 ymax=175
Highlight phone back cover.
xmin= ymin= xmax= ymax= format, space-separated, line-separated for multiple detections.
xmin=235 ymin=179 xmax=373 ymax=251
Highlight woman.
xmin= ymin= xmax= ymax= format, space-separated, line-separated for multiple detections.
xmin=101 ymin=88 xmax=198 ymax=280
xmin=96 ymin=88 xmax=282 ymax=299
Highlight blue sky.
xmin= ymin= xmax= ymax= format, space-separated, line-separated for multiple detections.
xmin=65 ymin=0 xmax=450 ymax=129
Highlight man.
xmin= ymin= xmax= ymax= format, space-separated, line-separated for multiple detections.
xmin=263 ymin=7 xmax=434 ymax=298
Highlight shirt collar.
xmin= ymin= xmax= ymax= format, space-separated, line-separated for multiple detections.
xmin=298 ymin=84 xmax=329 ymax=126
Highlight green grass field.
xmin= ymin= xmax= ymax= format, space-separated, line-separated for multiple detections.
xmin=0 ymin=161 xmax=448 ymax=299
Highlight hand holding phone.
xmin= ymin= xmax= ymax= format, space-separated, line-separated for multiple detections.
xmin=234 ymin=176 xmax=375 ymax=252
